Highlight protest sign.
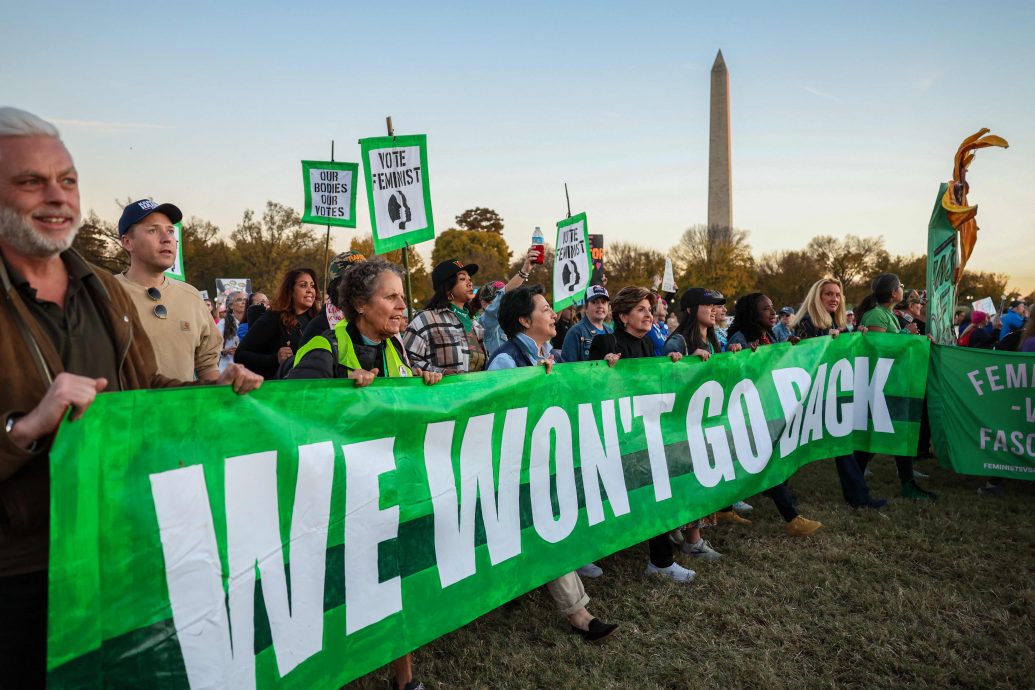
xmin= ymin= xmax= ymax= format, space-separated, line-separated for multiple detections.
xmin=300 ymin=160 xmax=359 ymax=228
xmin=164 ymin=222 xmax=185 ymax=282
xmin=198 ymin=290 xmax=210 ymax=301
xmin=360 ymin=134 xmax=434 ymax=253
xmin=553 ymin=212 xmax=591 ymax=311
xmin=929 ymin=345 xmax=1035 ymax=480
xmin=925 ymin=184 xmax=958 ymax=345
xmin=589 ymin=234 xmax=604 ymax=286
xmin=216 ymin=278 xmax=252 ymax=300
xmin=46 ymin=334 xmax=927 ymax=689
xmin=972 ymin=297 xmax=995 ymax=315
xmin=662 ymin=257 xmax=676 ymax=293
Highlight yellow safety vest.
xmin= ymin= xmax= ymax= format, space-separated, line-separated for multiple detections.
xmin=293 ymin=320 xmax=413 ymax=378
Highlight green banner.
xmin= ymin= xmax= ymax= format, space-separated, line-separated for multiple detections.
xmin=928 ymin=344 xmax=1035 ymax=479
xmin=47 ymin=334 xmax=928 ymax=689
xmin=300 ymin=160 xmax=359 ymax=228
xmin=926 ymin=183 xmax=959 ymax=346
xmin=359 ymin=134 xmax=434 ymax=253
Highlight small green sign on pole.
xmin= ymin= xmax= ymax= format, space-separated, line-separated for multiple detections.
xmin=553 ymin=212 xmax=592 ymax=311
xmin=359 ymin=134 xmax=434 ymax=254
xmin=164 ymin=222 xmax=185 ymax=282
xmin=301 ymin=160 xmax=359 ymax=228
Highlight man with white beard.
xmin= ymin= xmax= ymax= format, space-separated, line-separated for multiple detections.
xmin=0 ymin=107 xmax=262 ymax=687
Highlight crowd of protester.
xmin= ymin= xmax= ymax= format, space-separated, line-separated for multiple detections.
xmin=1 ymin=107 xmax=1032 ymax=689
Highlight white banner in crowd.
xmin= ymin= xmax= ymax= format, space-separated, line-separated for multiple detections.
xmin=360 ymin=134 xmax=434 ymax=253
xmin=553 ymin=212 xmax=592 ymax=311
xmin=662 ymin=257 xmax=676 ymax=293
xmin=972 ymin=297 xmax=995 ymax=315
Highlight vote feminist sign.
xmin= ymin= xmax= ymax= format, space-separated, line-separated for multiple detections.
xmin=553 ymin=212 xmax=592 ymax=311
xmin=300 ymin=161 xmax=359 ymax=228
xmin=361 ymin=134 xmax=434 ymax=253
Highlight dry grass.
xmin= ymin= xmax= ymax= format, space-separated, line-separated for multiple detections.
xmin=347 ymin=458 xmax=1035 ymax=689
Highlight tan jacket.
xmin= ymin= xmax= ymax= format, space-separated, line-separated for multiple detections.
xmin=0 ymin=249 xmax=183 ymax=575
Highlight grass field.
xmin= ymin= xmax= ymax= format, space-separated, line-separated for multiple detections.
xmin=347 ymin=457 xmax=1035 ymax=689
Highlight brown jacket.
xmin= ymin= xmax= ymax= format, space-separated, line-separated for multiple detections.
xmin=0 ymin=249 xmax=183 ymax=575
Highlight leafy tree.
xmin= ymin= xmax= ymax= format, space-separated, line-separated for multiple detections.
xmin=604 ymin=241 xmax=665 ymax=294
xmin=455 ymin=207 xmax=504 ymax=234
xmin=671 ymin=225 xmax=755 ymax=299
xmin=883 ymin=254 xmax=927 ymax=302
xmin=432 ymin=228 xmax=512 ymax=284
xmin=349 ymin=234 xmax=431 ymax=307
xmin=181 ymin=217 xmax=239 ymax=296
xmin=958 ymin=271 xmax=1014 ymax=305
xmin=73 ymin=211 xmax=127 ymax=274
xmin=804 ymin=235 xmax=889 ymax=302
xmin=756 ymin=250 xmax=824 ymax=309
xmin=229 ymin=202 xmax=325 ymax=294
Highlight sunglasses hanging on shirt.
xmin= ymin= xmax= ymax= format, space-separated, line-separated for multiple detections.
xmin=146 ymin=287 xmax=167 ymax=319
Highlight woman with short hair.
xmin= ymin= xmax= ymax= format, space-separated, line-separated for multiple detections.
xmin=485 ymin=285 xmax=619 ymax=643
xmin=590 ymin=287 xmax=697 ymax=582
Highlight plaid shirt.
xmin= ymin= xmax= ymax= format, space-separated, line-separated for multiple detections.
xmin=402 ymin=308 xmax=485 ymax=373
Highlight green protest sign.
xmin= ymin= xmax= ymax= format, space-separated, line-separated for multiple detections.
xmin=926 ymin=183 xmax=959 ymax=346
xmin=47 ymin=334 xmax=927 ymax=689
xmin=163 ymin=222 xmax=185 ymax=282
xmin=553 ymin=212 xmax=591 ymax=311
xmin=360 ymin=134 xmax=434 ymax=253
xmin=928 ymin=345 xmax=1035 ymax=480
xmin=300 ymin=160 xmax=359 ymax=228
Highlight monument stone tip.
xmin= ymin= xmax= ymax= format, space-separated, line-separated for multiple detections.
xmin=712 ymin=50 xmax=726 ymax=71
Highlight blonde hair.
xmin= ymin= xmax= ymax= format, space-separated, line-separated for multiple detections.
xmin=792 ymin=278 xmax=846 ymax=331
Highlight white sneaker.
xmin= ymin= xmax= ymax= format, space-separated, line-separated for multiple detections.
xmin=732 ymin=500 xmax=753 ymax=513
xmin=681 ymin=538 xmax=723 ymax=561
xmin=667 ymin=528 xmax=685 ymax=545
xmin=645 ymin=561 xmax=696 ymax=583
xmin=577 ymin=563 xmax=604 ymax=579
xmin=913 ymin=469 xmax=929 ymax=479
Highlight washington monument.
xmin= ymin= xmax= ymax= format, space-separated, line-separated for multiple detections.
xmin=707 ymin=50 xmax=732 ymax=231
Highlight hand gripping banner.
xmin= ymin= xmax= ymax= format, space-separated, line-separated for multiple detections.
xmin=46 ymin=334 xmax=928 ymax=688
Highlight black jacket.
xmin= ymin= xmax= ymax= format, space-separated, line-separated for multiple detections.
xmin=588 ymin=328 xmax=654 ymax=361
xmin=235 ymin=309 xmax=313 ymax=379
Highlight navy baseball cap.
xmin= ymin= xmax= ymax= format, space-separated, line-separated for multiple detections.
xmin=585 ymin=285 xmax=610 ymax=302
xmin=118 ymin=199 xmax=183 ymax=237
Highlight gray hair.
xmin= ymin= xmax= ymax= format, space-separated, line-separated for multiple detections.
xmin=338 ymin=259 xmax=405 ymax=321
xmin=0 ymin=107 xmax=60 ymax=139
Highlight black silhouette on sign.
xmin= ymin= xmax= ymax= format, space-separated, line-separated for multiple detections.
xmin=562 ymin=259 xmax=582 ymax=292
xmin=388 ymin=191 xmax=412 ymax=230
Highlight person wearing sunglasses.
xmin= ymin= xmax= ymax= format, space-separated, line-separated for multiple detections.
xmin=115 ymin=199 xmax=225 ymax=382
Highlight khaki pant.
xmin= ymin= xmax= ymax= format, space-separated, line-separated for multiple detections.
xmin=545 ymin=572 xmax=589 ymax=616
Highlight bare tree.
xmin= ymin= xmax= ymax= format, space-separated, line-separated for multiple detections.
xmin=671 ymin=224 xmax=755 ymax=299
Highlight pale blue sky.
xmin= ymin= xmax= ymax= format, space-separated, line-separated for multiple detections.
xmin=3 ymin=1 xmax=1033 ymax=291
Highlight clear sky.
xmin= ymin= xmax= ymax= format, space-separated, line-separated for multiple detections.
xmin=3 ymin=0 xmax=1033 ymax=292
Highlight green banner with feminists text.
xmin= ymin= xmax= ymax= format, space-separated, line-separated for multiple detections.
xmin=46 ymin=334 xmax=928 ymax=689
xmin=928 ymin=345 xmax=1035 ymax=479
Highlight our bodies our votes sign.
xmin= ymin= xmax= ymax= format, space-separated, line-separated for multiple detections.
xmin=553 ymin=212 xmax=591 ymax=311
xmin=164 ymin=222 xmax=185 ymax=282
xmin=300 ymin=161 xmax=358 ymax=228
xmin=360 ymin=134 xmax=434 ymax=253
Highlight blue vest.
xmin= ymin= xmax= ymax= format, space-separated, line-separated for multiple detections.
xmin=486 ymin=337 xmax=537 ymax=369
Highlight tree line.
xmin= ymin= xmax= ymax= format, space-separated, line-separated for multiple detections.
xmin=74 ymin=204 xmax=1029 ymax=309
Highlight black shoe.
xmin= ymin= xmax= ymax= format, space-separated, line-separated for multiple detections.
xmin=570 ymin=618 xmax=619 ymax=643
xmin=388 ymin=681 xmax=426 ymax=690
